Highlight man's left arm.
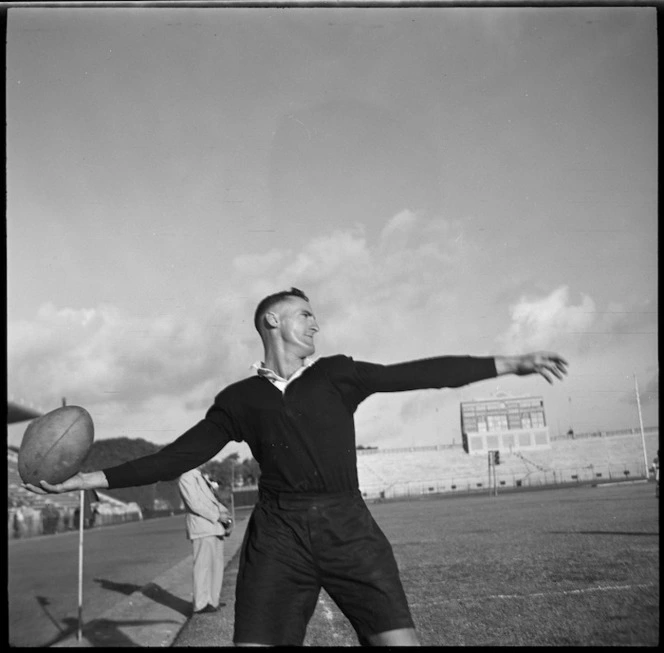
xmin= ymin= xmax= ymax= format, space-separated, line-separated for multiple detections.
xmin=351 ymin=351 xmax=568 ymax=397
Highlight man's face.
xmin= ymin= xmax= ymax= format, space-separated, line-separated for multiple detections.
xmin=273 ymin=296 xmax=319 ymax=358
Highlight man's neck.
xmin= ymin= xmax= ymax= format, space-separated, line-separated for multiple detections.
xmin=262 ymin=351 xmax=307 ymax=380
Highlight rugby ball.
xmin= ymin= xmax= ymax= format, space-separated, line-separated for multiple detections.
xmin=18 ymin=405 xmax=94 ymax=486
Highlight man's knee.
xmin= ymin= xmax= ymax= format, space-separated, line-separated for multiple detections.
xmin=366 ymin=627 xmax=420 ymax=646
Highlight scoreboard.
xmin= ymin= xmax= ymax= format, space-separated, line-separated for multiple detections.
xmin=460 ymin=395 xmax=550 ymax=455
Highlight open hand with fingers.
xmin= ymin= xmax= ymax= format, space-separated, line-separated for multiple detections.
xmin=23 ymin=474 xmax=85 ymax=495
xmin=495 ymin=352 xmax=569 ymax=384
xmin=23 ymin=471 xmax=108 ymax=495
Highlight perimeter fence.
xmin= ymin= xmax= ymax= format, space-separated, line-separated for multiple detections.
xmin=358 ymin=461 xmax=652 ymax=501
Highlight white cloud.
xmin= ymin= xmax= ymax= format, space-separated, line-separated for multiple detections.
xmin=379 ymin=208 xmax=418 ymax=244
xmin=497 ymin=285 xmax=596 ymax=351
xmin=12 ymin=215 xmax=651 ymax=455
xmin=7 ymin=301 xmax=241 ymax=412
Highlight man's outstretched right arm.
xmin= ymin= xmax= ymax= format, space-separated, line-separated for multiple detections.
xmin=23 ymin=394 xmax=237 ymax=495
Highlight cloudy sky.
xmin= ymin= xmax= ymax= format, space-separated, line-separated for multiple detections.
xmin=6 ymin=5 xmax=658 ymax=460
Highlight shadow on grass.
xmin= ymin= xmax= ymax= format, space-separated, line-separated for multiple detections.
xmin=94 ymin=578 xmax=142 ymax=595
xmin=47 ymin=615 xmax=181 ymax=647
xmin=94 ymin=577 xmax=192 ymax=617
xmin=36 ymin=579 xmax=192 ymax=647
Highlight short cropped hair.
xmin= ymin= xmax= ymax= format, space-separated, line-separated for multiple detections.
xmin=254 ymin=287 xmax=310 ymax=333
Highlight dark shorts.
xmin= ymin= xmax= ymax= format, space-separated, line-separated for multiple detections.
xmin=233 ymin=490 xmax=414 ymax=645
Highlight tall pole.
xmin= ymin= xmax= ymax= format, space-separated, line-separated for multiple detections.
xmin=494 ymin=459 xmax=498 ymax=497
xmin=77 ymin=490 xmax=84 ymax=641
xmin=634 ymin=375 xmax=649 ymax=477
xmin=64 ymin=396 xmax=84 ymax=641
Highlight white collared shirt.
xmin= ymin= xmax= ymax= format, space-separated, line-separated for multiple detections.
xmin=251 ymin=356 xmax=319 ymax=393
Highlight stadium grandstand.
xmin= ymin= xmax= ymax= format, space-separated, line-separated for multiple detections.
xmin=356 ymin=425 xmax=659 ymax=500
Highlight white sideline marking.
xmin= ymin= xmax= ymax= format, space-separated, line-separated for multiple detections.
xmin=408 ymin=582 xmax=658 ymax=608
xmin=595 ymin=480 xmax=649 ymax=488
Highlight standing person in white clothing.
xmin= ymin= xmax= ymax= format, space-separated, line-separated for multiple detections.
xmin=178 ymin=467 xmax=233 ymax=614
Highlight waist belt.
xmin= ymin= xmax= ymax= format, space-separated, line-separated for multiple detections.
xmin=258 ymin=488 xmax=362 ymax=511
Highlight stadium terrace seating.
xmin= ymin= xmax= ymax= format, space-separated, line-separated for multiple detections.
xmin=8 ymin=449 xmax=142 ymax=539
xmin=7 ymin=455 xmax=80 ymax=511
xmin=356 ymin=429 xmax=659 ymax=500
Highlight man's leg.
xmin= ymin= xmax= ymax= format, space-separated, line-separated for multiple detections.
xmin=233 ymin=503 xmax=321 ymax=646
xmin=192 ymin=537 xmax=213 ymax=611
xmin=320 ymin=498 xmax=417 ymax=647
xmin=209 ymin=536 xmax=224 ymax=608
xmin=366 ymin=627 xmax=420 ymax=646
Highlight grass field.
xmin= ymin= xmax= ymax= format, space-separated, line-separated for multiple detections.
xmin=303 ymin=482 xmax=659 ymax=646
xmin=174 ymin=481 xmax=658 ymax=646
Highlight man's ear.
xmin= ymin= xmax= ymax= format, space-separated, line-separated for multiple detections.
xmin=264 ymin=312 xmax=279 ymax=329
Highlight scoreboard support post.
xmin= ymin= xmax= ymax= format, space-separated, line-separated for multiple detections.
xmin=488 ymin=450 xmax=499 ymax=497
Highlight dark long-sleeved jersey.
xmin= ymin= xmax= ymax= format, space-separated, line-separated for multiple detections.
xmin=103 ymin=354 xmax=497 ymax=494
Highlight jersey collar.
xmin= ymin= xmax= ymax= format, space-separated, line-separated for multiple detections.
xmin=251 ymin=356 xmax=319 ymax=383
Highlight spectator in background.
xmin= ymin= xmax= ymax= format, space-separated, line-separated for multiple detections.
xmin=41 ymin=501 xmax=60 ymax=535
xmin=178 ymin=467 xmax=233 ymax=615
xmin=90 ymin=505 xmax=99 ymax=527
xmin=62 ymin=508 xmax=72 ymax=531
xmin=13 ymin=505 xmax=25 ymax=539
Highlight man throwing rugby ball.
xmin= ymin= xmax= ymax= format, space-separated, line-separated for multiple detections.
xmin=25 ymin=287 xmax=568 ymax=646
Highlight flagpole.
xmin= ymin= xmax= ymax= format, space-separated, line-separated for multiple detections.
xmin=61 ymin=396 xmax=84 ymax=642
xmin=77 ymin=489 xmax=84 ymax=642
xmin=633 ymin=374 xmax=649 ymax=478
